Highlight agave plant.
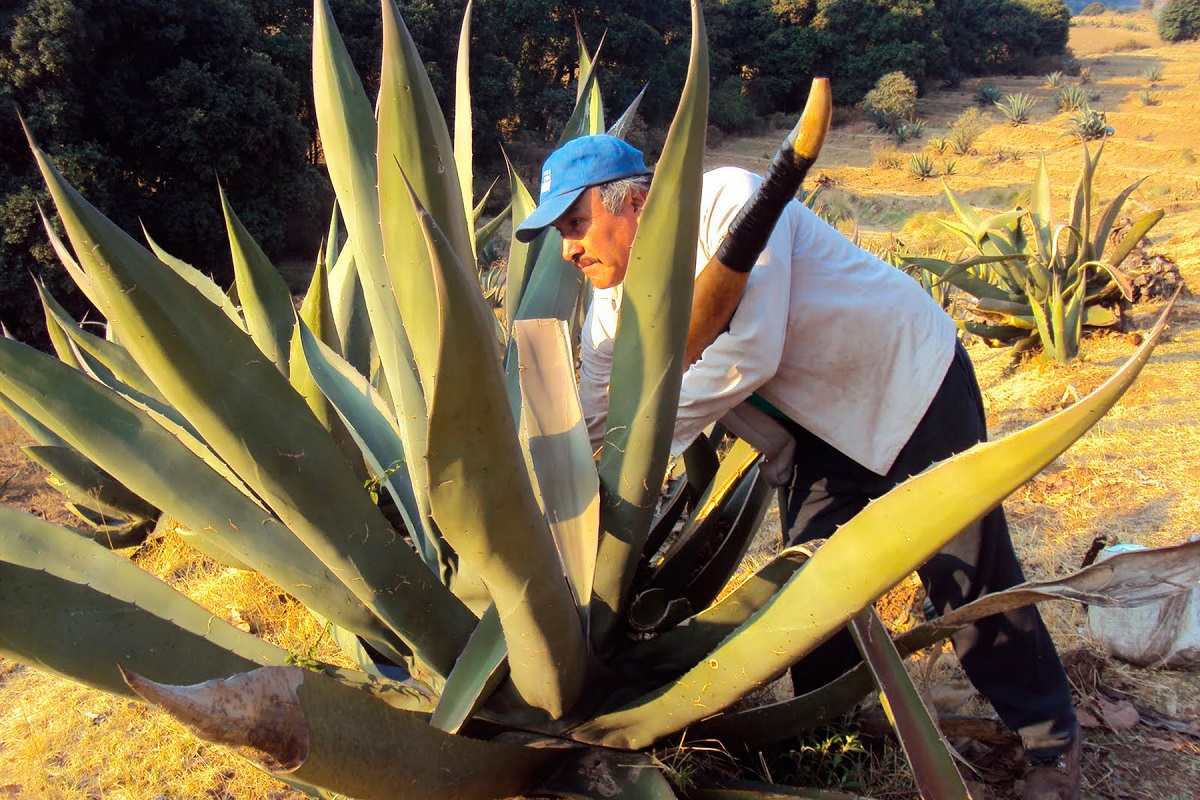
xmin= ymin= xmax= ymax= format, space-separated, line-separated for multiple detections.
xmin=906 ymin=139 xmax=1163 ymax=363
xmin=995 ymin=92 xmax=1038 ymax=125
xmin=1055 ymin=84 xmax=1086 ymax=113
xmin=2 ymin=2 xmax=1198 ymax=799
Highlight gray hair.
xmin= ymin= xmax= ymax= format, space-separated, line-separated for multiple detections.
xmin=596 ymin=174 xmax=652 ymax=213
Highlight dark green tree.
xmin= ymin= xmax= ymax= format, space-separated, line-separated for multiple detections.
xmin=811 ymin=0 xmax=948 ymax=104
xmin=1160 ymin=0 xmax=1200 ymax=41
xmin=947 ymin=0 xmax=1069 ymax=75
xmin=0 ymin=0 xmax=325 ymax=340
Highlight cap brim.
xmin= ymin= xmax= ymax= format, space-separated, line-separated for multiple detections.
xmin=513 ymin=187 xmax=586 ymax=244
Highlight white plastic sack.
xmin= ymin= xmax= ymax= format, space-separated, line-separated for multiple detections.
xmin=1087 ymin=542 xmax=1200 ymax=669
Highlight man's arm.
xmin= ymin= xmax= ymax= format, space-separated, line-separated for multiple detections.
xmin=683 ymin=78 xmax=831 ymax=368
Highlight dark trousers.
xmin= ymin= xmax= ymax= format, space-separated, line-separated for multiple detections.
xmin=782 ymin=342 xmax=1077 ymax=754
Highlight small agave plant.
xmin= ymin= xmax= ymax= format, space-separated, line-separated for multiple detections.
xmin=2 ymin=2 xmax=1198 ymax=799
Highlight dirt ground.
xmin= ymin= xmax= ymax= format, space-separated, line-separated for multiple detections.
xmin=2 ymin=11 xmax=1199 ymax=800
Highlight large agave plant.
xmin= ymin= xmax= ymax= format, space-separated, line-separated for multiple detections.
xmin=905 ymin=139 xmax=1163 ymax=363
xmin=2 ymin=2 xmax=1198 ymax=799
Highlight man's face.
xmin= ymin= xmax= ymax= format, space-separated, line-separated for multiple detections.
xmin=553 ymin=186 xmax=644 ymax=290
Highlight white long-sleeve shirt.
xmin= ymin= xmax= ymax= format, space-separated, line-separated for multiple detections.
xmin=580 ymin=166 xmax=958 ymax=476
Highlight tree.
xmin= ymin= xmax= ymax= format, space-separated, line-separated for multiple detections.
xmin=0 ymin=0 xmax=324 ymax=340
xmin=948 ymin=0 xmax=1070 ymax=75
xmin=810 ymin=0 xmax=947 ymax=104
xmin=1160 ymin=0 xmax=1200 ymax=40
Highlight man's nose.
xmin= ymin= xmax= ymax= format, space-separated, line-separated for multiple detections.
xmin=561 ymin=237 xmax=583 ymax=262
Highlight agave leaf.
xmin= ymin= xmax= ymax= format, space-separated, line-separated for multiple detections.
xmin=430 ymin=603 xmax=509 ymax=734
xmin=220 ymin=186 xmax=295 ymax=376
xmin=1103 ymin=209 xmax=1164 ymax=271
xmin=142 ymin=224 xmax=245 ymax=330
xmin=288 ymin=257 xmax=336 ymax=426
xmin=454 ymin=0 xmax=476 ymax=259
xmin=0 ymin=335 xmax=415 ymax=669
xmin=627 ymin=548 xmax=811 ymax=676
xmin=1029 ymin=156 xmax=1055 ymax=258
xmin=378 ymin=0 xmax=474 ymax=361
xmin=537 ymin=749 xmax=678 ymax=800
xmin=326 ymin=244 xmax=372 ymax=376
xmin=474 ymin=176 xmax=499 ymax=225
xmin=577 ymin=297 xmax=1174 ymax=748
xmin=412 ymin=171 xmax=587 ymax=718
xmin=37 ymin=282 xmax=86 ymax=370
xmin=1089 ymin=176 xmax=1146 ymax=261
xmin=559 ymin=46 xmax=604 ymax=146
xmin=1069 ymin=139 xmax=1100 ymax=242
xmin=503 ymin=153 xmax=539 ymax=327
xmin=697 ymin=534 xmax=1200 ymax=748
xmin=849 ymin=609 xmax=971 ymax=800
xmin=38 ymin=203 xmax=101 ymax=313
xmin=941 ymin=181 xmax=985 ymax=235
xmin=514 ymin=318 xmax=601 ymax=617
xmin=682 ymin=780 xmax=875 ymax=799
xmin=650 ymin=439 xmax=760 ymax=595
xmin=0 ymin=389 xmax=69 ymax=449
xmin=312 ymin=0 xmax=430 ymax=484
xmin=592 ymin=0 xmax=709 ymax=647
xmin=295 ymin=319 xmax=446 ymax=576
xmin=680 ymin=466 xmax=773 ymax=613
xmin=905 ymin=256 xmax=1015 ymax=302
xmin=36 ymin=281 xmax=166 ymax=404
xmin=125 ymin=666 xmax=554 ymax=800
xmin=26 ymin=139 xmax=473 ymax=680
xmin=476 ymin=202 xmax=512 ymax=255
xmin=608 ymin=84 xmax=650 ymax=140
xmin=0 ymin=506 xmax=287 ymax=696
xmin=575 ymin=22 xmax=606 ymax=135
xmin=23 ymin=444 xmax=157 ymax=523
xmin=324 ymin=200 xmax=341 ymax=270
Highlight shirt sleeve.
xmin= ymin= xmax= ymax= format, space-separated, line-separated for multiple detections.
xmin=579 ymin=285 xmax=621 ymax=452
xmin=670 ymin=174 xmax=793 ymax=455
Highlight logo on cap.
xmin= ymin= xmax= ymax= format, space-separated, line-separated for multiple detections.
xmin=540 ymin=168 xmax=553 ymax=196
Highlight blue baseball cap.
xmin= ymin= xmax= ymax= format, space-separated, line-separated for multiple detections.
xmin=514 ymin=135 xmax=651 ymax=243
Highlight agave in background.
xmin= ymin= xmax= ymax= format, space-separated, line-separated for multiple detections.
xmin=1 ymin=2 xmax=1197 ymax=799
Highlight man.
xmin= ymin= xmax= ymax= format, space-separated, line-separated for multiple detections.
xmin=515 ymin=134 xmax=1081 ymax=800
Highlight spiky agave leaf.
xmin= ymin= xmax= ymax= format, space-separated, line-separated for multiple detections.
xmin=124 ymin=666 xmax=551 ymax=800
xmin=26 ymin=131 xmax=475 ymax=682
xmin=591 ymin=0 xmax=709 ymax=647
xmin=407 ymin=171 xmax=588 ymax=718
xmin=0 ymin=506 xmax=287 ymax=696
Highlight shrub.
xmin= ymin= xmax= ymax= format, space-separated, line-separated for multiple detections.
xmin=950 ymin=107 xmax=990 ymax=154
xmin=1055 ymin=85 xmax=1086 ymax=112
xmin=1088 ymin=88 xmax=1103 ymax=102
xmin=862 ymin=71 xmax=918 ymax=132
xmin=1159 ymin=0 xmax=1200 ymax=42
xmin=1078 ymin=1 xmax=1108 ymax=15
xmin=1142 ymin=64 xmax=1164 ymax=83
xmin=1138 ymin=88 xmax=1160 ymax=106
xmin=996 ymin=92 xmax=1038 ymax=124
xmin=974 ymin=84 xmax=1003 ymax=105
xmin=1078 ymin=66 xmax=1093 ymax=84
xmin=709 ymin=76 xmax=758 ymax=133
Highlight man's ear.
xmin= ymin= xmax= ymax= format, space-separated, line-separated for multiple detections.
xmin=630 ymin=186 xmax=648 ymax=217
